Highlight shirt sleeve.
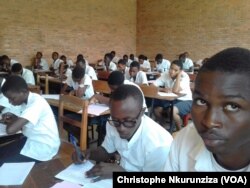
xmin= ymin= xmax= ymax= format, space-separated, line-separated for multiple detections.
xmin=101 ymin=123 xmax=116 ymax=153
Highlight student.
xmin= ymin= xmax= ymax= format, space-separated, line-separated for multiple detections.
xmin=128 ymin=61 xmax=148 ymax=85
xmin=11 ymin=63 xmax=35 ymax=85
xmin=165 ymin=47 xmax=250 ymax=171
xmin=179 ymin=52 xmax=194 ymax=73
xmin=76 ymin=58 xmax=97 ymax=80
xmin=73 ymin=84 xmax=173 ymax=181
xmin=50 ymin=51 xmax=62 ymax=75
xmin=117 ymin=59 xmax=129 ymax=78
xmin=90 ymin=71 xmax=148 ymax=110
xmin=110 ymin=50 xmax=120 ymax=64
xmin=96 ymin=53 xmax=117 ymax=71
xmin=138 ymin=54 xmax=151 ymax=72
xmin=33 ymin=51 xmax=49 ymax=70
xmin=153 ymin=60 xmax=192 ymax=130
xmin=0 ymin=75 xmax=60 ymax=165
xmin=61 ymin=66 xmax=94 ymax=100
xmin=155 ymin=53 xmax=171 ymax=73
xmin=123 ymin=54 xmax=132 ymax=67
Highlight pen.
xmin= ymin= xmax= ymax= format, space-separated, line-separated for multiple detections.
xmin=70 ymin=134 xmax=85 ymax=161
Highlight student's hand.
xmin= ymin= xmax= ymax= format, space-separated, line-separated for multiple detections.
xmin=72 ymin=149 xmax=91 ymax=164
xmin=85 ymin=162 xmax=125 ymax=182
xmin=89 ymin=95 xmax=99 ymax=104
xmin=1 ymin=112 xmax=17 ymax=125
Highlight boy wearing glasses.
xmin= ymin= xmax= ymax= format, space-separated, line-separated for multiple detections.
xmin=72 ymin=84 xmax=173 ymax=181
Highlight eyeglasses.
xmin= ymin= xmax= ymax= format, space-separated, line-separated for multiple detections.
xmin=107 ymin=109 xmax=143 ymax=128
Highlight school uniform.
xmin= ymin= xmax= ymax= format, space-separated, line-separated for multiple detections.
xmin=39 ymin=58 xmax=49 ymax=70
xmin=153 ymin=71 xmax=192 ymax=116
xmin=19 ymin=93 xmax=60 ymax=161
xmin=129 ymin=71 xmax=148 ymax=85
xmin=85 ymin=65 xmax=97 ymax=80
xmin=164 ymin=124 xmax=250 ymax=171
xmin=141 ymin=60 xmax=151 ymax=72
xmin=52 ymin=59 xmax=63 ymax=75
xmin=182 ymin=58 xmax=194 ymax=72
xmin=102 ymin=114 xmax=173 ymax=171
xmin=156 ymin=59 xmax=171 ymax=73
xmin=21 ymin=68 xmax=35 ymax=85
xmin=65 ymin=74 xmax=94 ymax=99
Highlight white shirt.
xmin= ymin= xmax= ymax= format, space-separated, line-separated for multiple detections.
xmin=164 ymin=124 xmax=250 ymax=171
xmin=40 ymin=58 xmax=49 ymax=70
xmin=85 ymin=65 xmax=97 ymax=80
xmin=10 ymin=59 xmax=19 ymax=66
xmin=141 ymin=60 xmax=151 ymax=72
xmin=156 ymin=59 xmax=171 ymax=73
xmin=183 ymin=58 xmax=194 ymax=73
xmin=52 ymin=59 xmax=63 ymax=75
xmin=104 ymin=61 xmax=117 ymax=71
xmin=102 ymin=115 xmax=173 ymax=171
xmin=129 ymin=71 xmax=148 ymax=85
xmin=20 ymin=92 xmax=60 ymax=161
xmin=153 ymin=71 xmax=192 ymax=101
xmin=22 ymin=68 xmax=35 ymax=85
xmin=65 ymin=74 xmax=94 ymax=100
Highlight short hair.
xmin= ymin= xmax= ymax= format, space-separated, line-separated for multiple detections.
xmin=199 ymin=47 xmax=250 ymax=75
xmin=11 ymin=63 xmax=23 ymax=73
xmin=117 ymin=59 xmax=126 ymax=66
xmin=171 ymin=59 xmax=183 ymax=70
xmin=155 ymin=53 xmax=163 ymax=61
xmin=138 ymin=54 xmax=145 ymax=60
xmin=72 ymin=66 xmax=85 ymax=79
xmin=107 ymin=71 xmax=124 ymax=86
xmin=110 ymin=84 xmax=143 ymax=109
xmin=77 ymin=54 xmax=84 ymax=61
xmin=130 ymin=61 xmax=140 ymax=69
xmin=1 ymin=75 xmax=28 ymax=94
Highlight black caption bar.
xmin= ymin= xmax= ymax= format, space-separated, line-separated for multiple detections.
xmin=113 ymin=172 xmax=249 ymax=188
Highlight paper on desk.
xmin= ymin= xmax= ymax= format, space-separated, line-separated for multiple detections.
xmin=158 ymin=92 xmax=178 ymax=97
xmin=0 ymin=162 xmax=35 ymax=185
xmin=78 ymin=103 xmax=109 ymax=115
xmin=50 ymin=180 xmax=82 ymax=188
xmin=42 ymin=94 xmax=60 ymax=100
xmin=55 ymin=161 xmax=112 ymax=187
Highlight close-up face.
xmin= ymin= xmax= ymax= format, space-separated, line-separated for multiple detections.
xmin=192 ymin=71 xmax=250 ymax=156
xmin=129 ymin=66 xmax=139 ymax=77
xmin=4 ymin=90 xmax=27 ymax=106
xmin=169 ymin=64 xmax=181 ymax=78
xmin=109 ymin=97 xmax=143 ymax=140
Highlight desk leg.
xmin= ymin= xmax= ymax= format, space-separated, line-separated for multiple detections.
xmin=169 ymin=101 xmax=174 ymax=133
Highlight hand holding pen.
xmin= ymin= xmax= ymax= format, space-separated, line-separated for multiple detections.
xmin=70 ymin=134 xmax=88 ymax=164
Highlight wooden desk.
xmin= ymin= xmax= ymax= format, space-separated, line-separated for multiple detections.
xmin=46 ymin=98 xmax=110 ymax=116
xmin=139 ymin=85 xmax=184 ymax=133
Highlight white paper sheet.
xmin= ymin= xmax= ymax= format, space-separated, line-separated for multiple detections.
xmin=0 ymin=162 xmax=35 ymax=185
xmin=78 ymin=103 xmax=109 ymax=115
xmin=55 ymin=161 xmax=112 ymax=187
xmin=157 ymin=92 xmax=178 ymax=97
xmin=42 ymin=94 xmax=60 ymax=100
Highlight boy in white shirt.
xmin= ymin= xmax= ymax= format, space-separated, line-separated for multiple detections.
xmin=0 ymin=75 xmax=60 ymax=165
xmin=165 ymin=47 xmax=250 ymax=172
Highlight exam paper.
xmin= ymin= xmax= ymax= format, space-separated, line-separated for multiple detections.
xmin=158 ymin=92 xmax=178 ymax=97
xmin=0 ymin=162 xmax=35 ymax=185
xmin=55 ymin=161 xmax=112 ymax=187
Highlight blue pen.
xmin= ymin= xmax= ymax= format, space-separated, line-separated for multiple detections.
xmin=70 ymin=134 xmax=85 ymax=161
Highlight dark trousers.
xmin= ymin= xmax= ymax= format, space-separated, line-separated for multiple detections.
xmin=0 ymin=135 xmax=41 ymax=166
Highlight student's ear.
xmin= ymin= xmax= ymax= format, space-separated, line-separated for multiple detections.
xmin=141 ymin=107 xmax=146 ymax=115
